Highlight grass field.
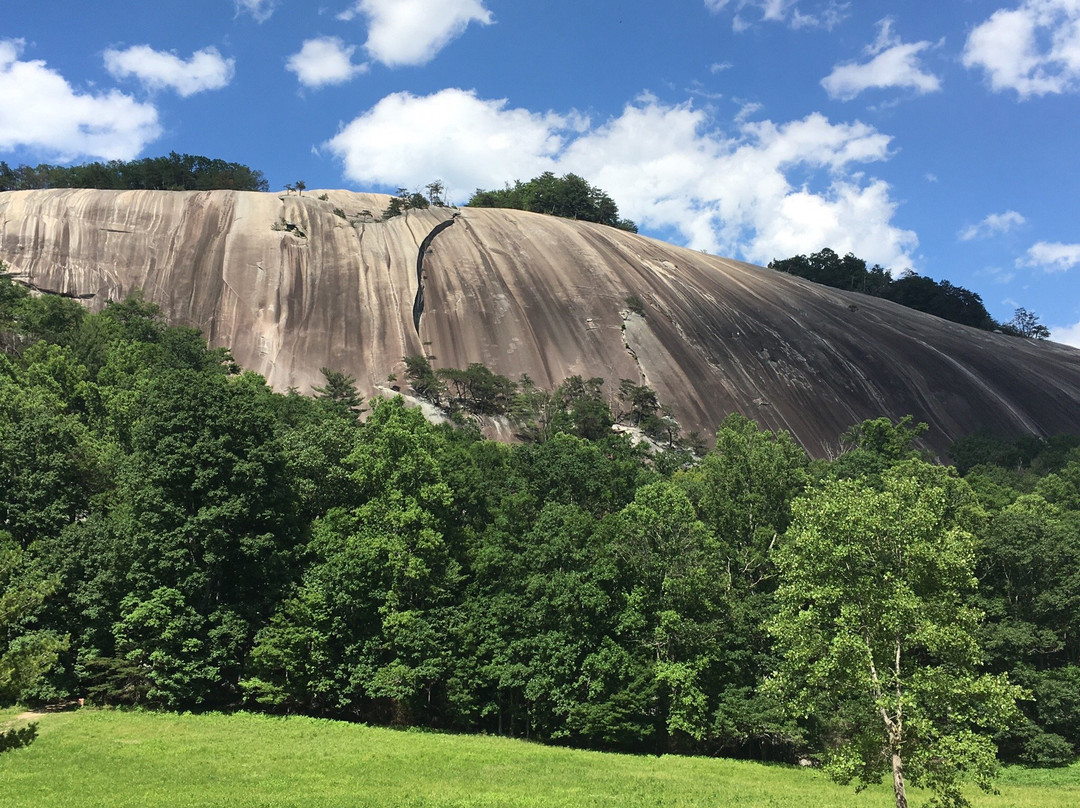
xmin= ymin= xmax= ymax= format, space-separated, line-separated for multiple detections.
xmin=1 ymin=707 xmax=1078 ymax=807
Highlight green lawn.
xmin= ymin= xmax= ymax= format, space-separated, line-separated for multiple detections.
xmin=1 ymin=708 xmax=1077 ymax=807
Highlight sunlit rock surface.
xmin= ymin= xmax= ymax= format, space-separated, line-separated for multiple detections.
xmin=2 ymin=188 xmax=1079 ymax=457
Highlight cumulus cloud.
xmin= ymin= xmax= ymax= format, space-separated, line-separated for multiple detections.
xmin=104 ymin=46 xmax=234 ymax=97
xmin=325 ymin=88 xmax=567 ymax=192
xmin=340 ymin=0 xmax=493 ymax=67
xmin=963 ymin=0 xmax=1080 ymax=98
xmin=326 ymin=88 xmax=916 ymax=268
xmin=958 ymin=210 xmax=1026 ymax=241
xmin=235 ymin=0 xmax=277 ymax=22
xmin=0 ymin=39 xmax=160 ymax=161
xmin=287 ymin=37 xmax=367 ymax=87
xmin=1019 ymin=241 xmax=1080 ymax=272
xmin=706 ymin=0 xmax=849 ymax=31
xmin=822 ymin=18 xmax=942 ymax=101
xmin=1049 ymin=319 xmax=1080 ymax=348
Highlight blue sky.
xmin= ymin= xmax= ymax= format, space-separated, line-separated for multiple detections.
xmin=3 ymin=1 xmax=1080 ymax=345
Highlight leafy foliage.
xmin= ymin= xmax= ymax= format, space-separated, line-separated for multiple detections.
xmin=468 ymin=172 xmax=637 ymax=232
xmin=768 ymin=461 xmax=1025 ymax=808
xmin=0 ymin=153 xmax=268 ymax=192
xmin=312 ymin=367 xmax=365 ymax=416
xmin=382 ymin=187 xmax=430 ymax=219
xmin=769 ymin=248 xmax=1041 ymax=336
xmin=0 ymin=534 xmax=67 ymax=705
xmin=999 ymin=307 xmax=1051 ymax=339
xmin=0 ymin=721 xmax=37 ymax=753
xmin=0 ymin=276 xmax=1074 ymax=781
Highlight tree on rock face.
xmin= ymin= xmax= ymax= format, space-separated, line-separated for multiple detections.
xmin=767 ymin=461 xmax=1024 ymax=808
xmin=1003 ymin=307 xmax=1050 ymax=340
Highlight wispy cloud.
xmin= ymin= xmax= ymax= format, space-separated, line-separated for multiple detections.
xmin=0 ymin=39 xmax=160 ymax=161
xmin=963 ymin=0 xmax=1080 ymax=98
xmin=822 ymin=18 xmax=941 ymax=101
xmin=104 ymin=46 xmax=235 ymax=97
xmin=958 ymin=210 xmax=1026 ymax=241
xmin=706 ymin=1 xmax=849 ymax=31
xmin=234 ymin=0 xmax=278 ymax=23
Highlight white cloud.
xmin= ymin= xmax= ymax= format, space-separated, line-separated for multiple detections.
xmin=104 ymin=46 xmax=234 ymax=97
xmin=0 ymin=39 xmax=160 ymax=161
xmin=286 ymin=37 xmax=367 ymax=87
xmin=963 ymin=0 xmax=1080 ymax=98
xmin=706 ymin=1 xmax=849 ymax=31
xmin=325 ymin=88 xmax=567 ymax=192
xmin=822 ymin=18 xmax=942 ymax=101
xmin=1049 ymin=319 xmax=1080 ymax=348
xmin=1019 ymin=241 xmax=1080 ymax=272
xmin=958 ymin=210 xmax=1026 ymax=241
xmin=327 ymin=88 xmax=916 ymax=269
xmin=235 ymin=0 xmax=277 ymax=22
xmin=342 ymin=0 xmax=493 ymax=67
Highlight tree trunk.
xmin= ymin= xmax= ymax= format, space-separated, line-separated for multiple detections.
xmin=891 ymin=751 xmax=908 ymax=808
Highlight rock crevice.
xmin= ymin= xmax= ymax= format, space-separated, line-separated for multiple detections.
xmin=412 ymin=214 xmax=458 ymax=334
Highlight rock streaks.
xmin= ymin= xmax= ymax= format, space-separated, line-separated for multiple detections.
xmin=2 ymin=188 xmax=1079 ymax=457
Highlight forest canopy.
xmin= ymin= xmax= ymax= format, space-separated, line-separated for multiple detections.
xmin=468 ymin=172 xmax=638 ymax=232
xmin=769 ymin=248 xmax=1049 ymax=338
xmin=0 ymin=273 xmax=1077 ymax=793
xmin=0 ymin=152 xmax=269 ymax=193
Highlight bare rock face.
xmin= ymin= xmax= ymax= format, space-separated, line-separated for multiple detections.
xmin=2 ymin=188 xmax=1079 ymax=457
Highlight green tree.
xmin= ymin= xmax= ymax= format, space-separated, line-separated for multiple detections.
xmin=768 ymin=250 xmax=998 ymax=330
xmin=0 ymin=349 xmax=105 ymax=550
xmin=312 ymin=367 xmax=365 ymax=416
xmin=468 ymin=173 xmax=636 ymax=231
xmin=617 ymin=380 xmax=659 ymax=427
xmin=974 ymin=491 xmax=1080 ymax=764
xmin=110 ymin=587 xmax=216 ymax=708
xmin=113 ymin=368 xmax=299 ymax=705
xmin=556 ymin=375 xmax=613 ymax=441
xmin=828 ymin=416 xmax=930 ymax=482
xmin=681 ymin=414 xmax=808 ymax=591
xmin=0 ymin=533 xmax=67 ymax=706
xmin=1002 ymin=307 xmax=1050 ymax=340
xmin=245 ymin=397 xmax=462 ymax=721
xmin=425 ymin=180 xmax=445 ymax=206
xmin=0 ymin=153 xmax=267 ymax=192
xmin=461 ymin=501 xmax=610 ymax=740
xmin=675 ymin=414 xmax=809 ymax=755
xmin=598 ymin=481 xmax=727 ymax=749
xmin=403 ymin=354 xmax=444 ymax=404
xmin=767 ymin=461 xmax=1024 ymax=808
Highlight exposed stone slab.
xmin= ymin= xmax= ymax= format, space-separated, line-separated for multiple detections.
xmin=2 ymin=188 xmax=1078 ymax=457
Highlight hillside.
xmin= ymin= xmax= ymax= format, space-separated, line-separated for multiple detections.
xmin=2 ymin=709 xmax=1078 ymax=808
xmin=2 ymin=187 xmax=1079 ymax=455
